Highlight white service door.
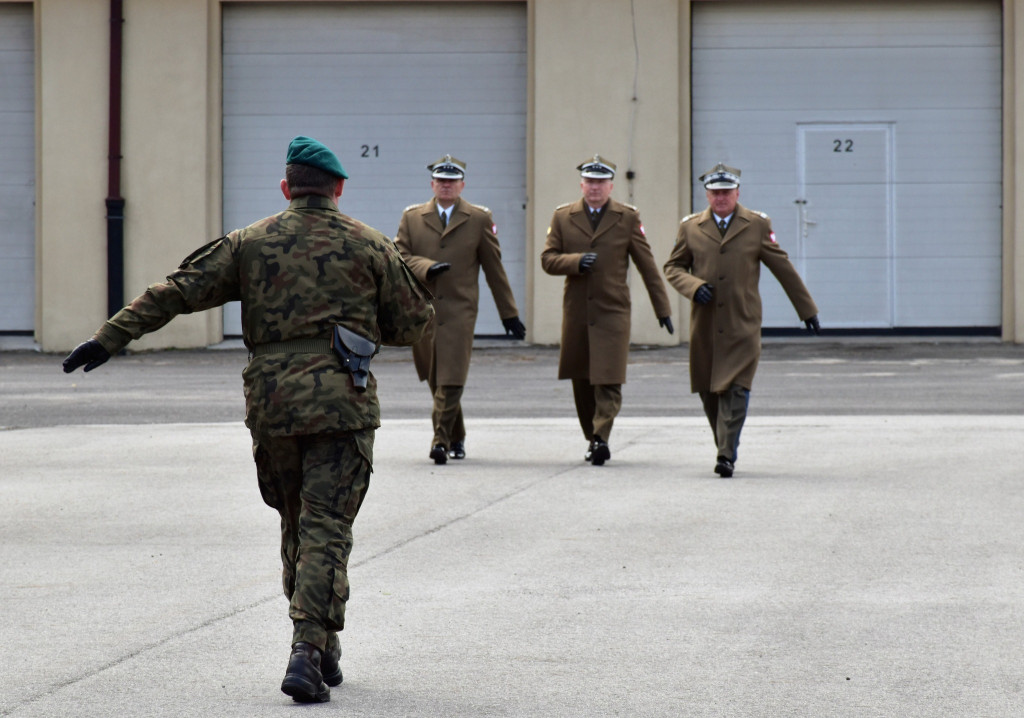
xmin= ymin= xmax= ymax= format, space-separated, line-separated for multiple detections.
xmin=798 ymin=124 xmax=893 ymax=328
xmin=221 ymin=2 xmax=527 ymax=337
xmin=692 ymin=0 xmax=1001 ymax=329
xmin=0 ymin=5 xmax=35 ymax=332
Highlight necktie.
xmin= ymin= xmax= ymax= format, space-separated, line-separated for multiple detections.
xmin=441 ymin=211 xmax=447 ymax=228
xmin=718 ymin=219 xmax=727 ymax=232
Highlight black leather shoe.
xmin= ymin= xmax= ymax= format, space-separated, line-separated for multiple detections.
xmin=320 ymin=641 xmax=342 ymax=687
xmin=714 ymin=457 xmax=734 ymax=478
xmin=430 ymin=444 xmax=448 ymax=465
xmin=281 ymin=642 xmax=330 ymax=703
xmin=448 ymin=441 xmax=466 ymax=460
xmin=589 ymin=438 xmax=610 ymax=466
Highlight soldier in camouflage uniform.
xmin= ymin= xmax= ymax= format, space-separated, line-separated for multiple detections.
xmin=63 ymin=136 xmax=434 ymax=704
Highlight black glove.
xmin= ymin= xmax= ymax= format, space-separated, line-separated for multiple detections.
xmin=578 ymin=253 xmax=598 ymax=273
xmin=63 ymin=339 xmax=111 ymax=373
xmin=502 ymin=316 xmax=526 ymax=340
xmin=425 ymin=262 xmax=451 ymax=281
xmin=805 ymin=314 xmax=821 ymax=335
xmin=693 ymin=284 xmax=713 ymax=305
xmin=658 ymin=316 xmax=674 ymax=335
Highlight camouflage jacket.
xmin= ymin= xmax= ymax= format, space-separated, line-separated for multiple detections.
xmin=93 ymin=194 xmax=434 ymax=438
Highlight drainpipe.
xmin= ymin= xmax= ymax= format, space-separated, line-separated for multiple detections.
xmin=106 ymin=0 xmax=125 ymax=318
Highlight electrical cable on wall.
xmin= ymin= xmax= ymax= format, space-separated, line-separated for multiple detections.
xmin=626 ymin=0 xmax=640 ymax=204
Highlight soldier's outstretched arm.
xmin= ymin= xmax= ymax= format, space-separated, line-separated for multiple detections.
xmin=377 ymin=245 xmax=435 ymax=347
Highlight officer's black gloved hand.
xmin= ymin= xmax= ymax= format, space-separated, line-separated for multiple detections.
xmin=426 ymin=262 xmax=452 ymax=281
xmin=805 ymin=314 xmax=821 ymax=335
xmin=578 ymin=253 xmax=598 ymax=273
xmin=658 ymin=316 xmax=674 ymax=335
xmin=693 ymin=284 xmax=713 ymax=305
xmin=63 ymin=339 xmax=111 ymax=373
xmin=502 ymin=316 xmax=527 ymax=340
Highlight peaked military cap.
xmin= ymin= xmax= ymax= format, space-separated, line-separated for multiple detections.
xmin=700 ymin=163 xmax=741 ymax=190
xmin=286 ymin=136 xmax=348 ymax=179
xmin=577 ymin=154 xmax=616 ymax=179
xmin=428 ymin=154 xmax=466 ymax=179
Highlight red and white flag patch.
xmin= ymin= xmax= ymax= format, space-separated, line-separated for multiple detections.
xmin=769 ymin=231 xmax=777 ymax=243
xmin=639 ymin=223 xmax=646 ymax=236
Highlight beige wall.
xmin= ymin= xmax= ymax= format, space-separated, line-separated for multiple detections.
xmin=37 ymin=0 xmax=110 ymax=347
xmin=27 ymin=0 xmax=1024 ymax=350
xmin=530 ymin=0 xmax=682 ymax=345
xmin=1005 ymin=0 xmax=1024 ymax=342
xmin=35 ymin=0 xmax=220 ymax=351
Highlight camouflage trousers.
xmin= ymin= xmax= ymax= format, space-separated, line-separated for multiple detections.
xmin=252 ymin=428 xmax=373 ymax=651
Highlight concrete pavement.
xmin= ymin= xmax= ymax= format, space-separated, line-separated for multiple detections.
xmin=1 ymin=342 xmax=1023 ymax=716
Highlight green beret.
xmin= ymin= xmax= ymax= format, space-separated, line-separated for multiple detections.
xmin=285 ymin=136 xmax=348 ymax=179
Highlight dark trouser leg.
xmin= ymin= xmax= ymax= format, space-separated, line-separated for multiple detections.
xmin=591 ymin=383 xmax=622 ymax=442
xmin=431 ymin=384 xmax=464 ymax=448
xmin=427 ymin=357 xmax=464 ymax=447
xmin=571 ymin=378 xmax=596 ymax=440
xmin=699 ymin=391 xmax=720 ymax=447
xmin=699 ymin=385 xmax=750 ymax=462
xmin=253 ymin=429 xmax=373 ymax=650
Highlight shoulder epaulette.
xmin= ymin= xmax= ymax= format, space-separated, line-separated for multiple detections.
xmin=754 ymin=210 xmax=770 ymax=220
xmin=403 ymin=202 xmax=427 ymax=213
xmin=681 ymin=213 xmax=699 ymax=223
xmin=470 ymin=203 xmax=491 ymax=214
xmin=555 ymin=202 xmax=573 ymax=210
xmin=623 ymin=203 xmax=638 ymax=211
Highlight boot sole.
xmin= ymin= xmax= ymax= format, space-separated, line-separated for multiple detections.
xmin=281 ymin=676 xmax=330 ymax=703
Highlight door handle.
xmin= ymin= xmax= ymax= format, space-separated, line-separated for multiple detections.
xmin=795 ymin=198 xmax=816 ymax=238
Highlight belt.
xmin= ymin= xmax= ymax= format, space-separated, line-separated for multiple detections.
xmin=250 ymin=338 xmax=332 ymax=357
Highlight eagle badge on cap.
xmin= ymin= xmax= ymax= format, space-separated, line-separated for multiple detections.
xmin=428 ymin=154 xmax=466 ymax=180
xmin=700 ymin=163 xmax=741 ymax=190
xmin=577 ymin=154 xmax=617 ymax=179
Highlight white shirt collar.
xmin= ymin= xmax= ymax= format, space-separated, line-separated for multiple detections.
xmin=713 ymin=212 xmax=734 ymax=225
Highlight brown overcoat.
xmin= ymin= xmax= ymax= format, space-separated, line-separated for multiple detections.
xmin=395 ymin=197 xmax=519 ymax=386
xmin=663 ymin=203 xmax=818 ymax=393
xmin=541 ymin=198 xmax=672 ymax=385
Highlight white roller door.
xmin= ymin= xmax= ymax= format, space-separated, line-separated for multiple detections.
xmin=222 ymin=2 xmax=527 ymax=337
xmin=0 ymin=5 xmax=35 ymax=332
xmin=692 ymin=0 xmax=1002 ymax=329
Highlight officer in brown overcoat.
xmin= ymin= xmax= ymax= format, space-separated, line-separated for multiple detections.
xmin=541 ymin=155 xmax=673 ymax=466
xmin=395 ymin=155 xmax=525 ymax=464
xmin=664 ymin=163 xmax=821 ymax=478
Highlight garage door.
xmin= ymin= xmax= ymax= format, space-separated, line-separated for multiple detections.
xmin=692 ymin=0 xmax=1001 ymax=329
xmin=222 ymin=2 xmax=527 ymax=337
xmin=0 ymin=4 xmax=35 ymax=333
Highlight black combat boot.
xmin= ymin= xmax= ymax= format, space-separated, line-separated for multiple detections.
xmin=320 ymin=638 xmax=343 ymax=687
xmin=280 ymin=642 xmax=330 ymax=703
